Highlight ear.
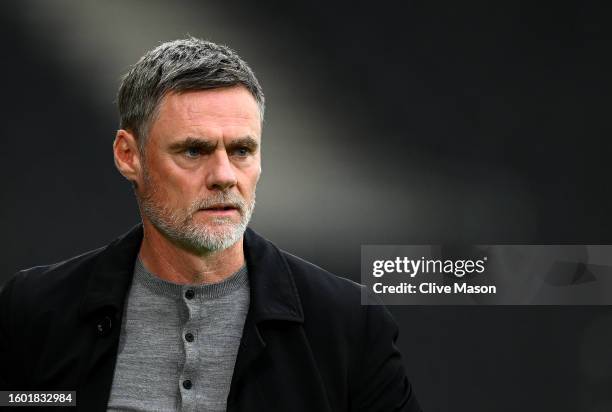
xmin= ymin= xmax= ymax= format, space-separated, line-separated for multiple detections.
xmin=113 ymin=129 xmax=143 ymax=186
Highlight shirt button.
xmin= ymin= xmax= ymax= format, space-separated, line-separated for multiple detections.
xmin=185 ymin=289 xmax=195 ymax=299
xmin=183 ymin=379 xmax=192 ymax=390
xmin=185 ymin=332 xmax=194 ymax=342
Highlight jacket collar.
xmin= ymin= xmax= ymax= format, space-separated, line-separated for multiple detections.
xmin=242 ymin=226 xmax=304 ymax=323
xmin=78 ymin=224 xmax=304 ymax=324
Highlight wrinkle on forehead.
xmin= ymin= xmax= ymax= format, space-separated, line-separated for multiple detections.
xmin=146 ymin=86 xmax=262 ymax=149
xmin=163 ymin=86 xmax=260 ymax=131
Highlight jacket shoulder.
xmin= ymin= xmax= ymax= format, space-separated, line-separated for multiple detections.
xmin=280 ymin=250 xmax=364 ymax=309
xmin=279 ymin=249 xmax=394 ymax=328
xmin=278 ymin=249 xmax=394 ymax=341
xmin=2 ymin=245 xmax=108 ymax=315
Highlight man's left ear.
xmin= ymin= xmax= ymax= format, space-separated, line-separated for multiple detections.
xmin=113 ymin=129 xmax=143 ymax=186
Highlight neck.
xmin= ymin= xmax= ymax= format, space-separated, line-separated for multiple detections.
xmin=138 ymin=220 xmax=246 ymax=285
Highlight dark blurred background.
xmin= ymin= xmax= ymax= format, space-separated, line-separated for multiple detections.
xmin=1 ymin=1 xmax=611 ymax=411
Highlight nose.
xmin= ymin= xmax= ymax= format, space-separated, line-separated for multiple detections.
xmin=206 ymin=150 xmax=238 ymax=191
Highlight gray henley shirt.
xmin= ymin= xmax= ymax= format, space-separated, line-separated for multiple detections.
xmin=107 ymin=258 xmax=250 ymax=412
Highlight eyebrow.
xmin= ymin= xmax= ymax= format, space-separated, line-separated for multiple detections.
xmin=225 ymin=136 xmax=259 ymax=153
xmin=168 ymin=136 xmax=259 ymax=153
xmin=168 ymin=137 xmax=217 ymax=153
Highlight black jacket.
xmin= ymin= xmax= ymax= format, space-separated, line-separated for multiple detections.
xmin=0 ymin=225 xmax=420 ymax=411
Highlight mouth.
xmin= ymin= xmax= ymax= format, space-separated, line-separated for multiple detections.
xmin=198 ymin=203 xmax=240 ymax=216
xmin=201 ymin=203 xmax=238 ymax=211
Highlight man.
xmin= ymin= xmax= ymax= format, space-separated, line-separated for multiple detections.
xmin=0 ymin=38 xmax=420 ymax=411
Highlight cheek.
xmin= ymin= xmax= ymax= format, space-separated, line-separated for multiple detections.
xmin=245 ymin=168 xmax=261 ymax=193
xmin=144 ymin=163 xmax=200 ymax=203
xmin=172 ymin=175 xmax=205 ymax=202
xmin=236 ymin=178 xmax=258 ymax=202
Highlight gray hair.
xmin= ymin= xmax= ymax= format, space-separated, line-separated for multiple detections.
xmin=118 ymin=37 xmax=265 ymax=151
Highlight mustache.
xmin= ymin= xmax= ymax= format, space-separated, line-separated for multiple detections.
xmin=191 ymin=192 xmax=247 ymax=213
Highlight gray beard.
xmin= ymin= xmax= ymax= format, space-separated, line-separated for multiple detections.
xmin=139 ymin=170 xmax=255 ymax=253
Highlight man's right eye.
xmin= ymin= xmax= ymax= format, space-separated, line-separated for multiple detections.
xmin=184 ymin=147 xmax=201 ymax=158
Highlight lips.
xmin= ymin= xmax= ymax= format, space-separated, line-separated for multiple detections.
xmin=200 ymin=203 xmax=239 ymax=212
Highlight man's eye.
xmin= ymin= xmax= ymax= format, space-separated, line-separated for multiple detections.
xmin=233 ymin=147 xmax=251 ymax=157
xmin=184 ymin=147 xmax=201 ymax=158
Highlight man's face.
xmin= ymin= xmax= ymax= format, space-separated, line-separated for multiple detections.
xmin=136 ymin=86 xmax=262 ymax=253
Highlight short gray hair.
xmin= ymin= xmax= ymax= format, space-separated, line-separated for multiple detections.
xmin=118 ymin=37 xmax=265 ymax=149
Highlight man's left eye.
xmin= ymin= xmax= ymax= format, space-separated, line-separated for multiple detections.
xmin=233 ymin=147 xmax=250 ymax=157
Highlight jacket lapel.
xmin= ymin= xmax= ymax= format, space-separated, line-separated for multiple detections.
xmin=76 ymin=225 xmax=142 ymax=411
xmin=228 ymin=228 xmax=304 ymax=404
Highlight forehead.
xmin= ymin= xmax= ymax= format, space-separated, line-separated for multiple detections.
xmin=151 ymin=86 xmax=261 ymax=139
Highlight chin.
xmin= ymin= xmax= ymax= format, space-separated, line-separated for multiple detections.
xmin=191 ymin=223 xmax=245 ymax=247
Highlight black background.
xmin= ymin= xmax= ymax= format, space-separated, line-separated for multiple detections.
xmin=2 ymin=1 xmax=611 ymax=411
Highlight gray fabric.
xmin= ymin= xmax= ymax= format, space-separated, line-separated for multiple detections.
xmin=107 ymin=258 xmax=250 ymax=412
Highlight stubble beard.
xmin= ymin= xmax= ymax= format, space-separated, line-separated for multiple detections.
xmin=139 ymin=167 xmax=255 ymax=254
